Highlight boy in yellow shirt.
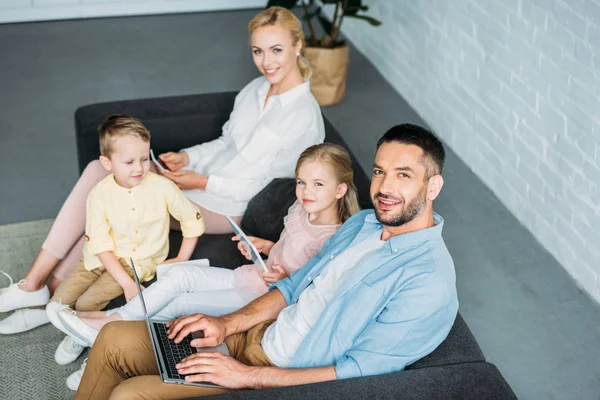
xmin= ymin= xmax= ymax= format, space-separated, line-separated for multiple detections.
xmin=46 ymin=114 xmax=205 ymax=360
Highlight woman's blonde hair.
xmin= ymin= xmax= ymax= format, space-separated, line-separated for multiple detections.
xmin=248 ymin=6 xmax=312 ymax=80
xmin=295 ymin=143 xmax=361 ymax=223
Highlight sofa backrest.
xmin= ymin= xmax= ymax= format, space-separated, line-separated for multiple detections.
xmin=406 ymin=313 xmax=485 ymax=370
xmin=75 ymin=92 xmax=238 ymax=173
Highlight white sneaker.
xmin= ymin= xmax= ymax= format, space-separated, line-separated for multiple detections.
xmin=66 ymin=358 xmax=87 ymax=391
xmin=56 ymin=309 xmax=99 ymax=347
xmin=55 ymin=335 xmax=86 ymax=365
xmin=0 ymin=308 xmax=49 ymax=334
xmin=46 ymin=301 xmax=88 ymax=347
xmin=0 ymin=272 xmax=50 ymax=313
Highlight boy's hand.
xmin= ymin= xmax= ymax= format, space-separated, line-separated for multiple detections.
xmin=124 ymin=282 xmax=144 ymax=302
xmin=161 ymin=257 xmax=181 ymax=265
xmin=262 ymin=264 xmax=289 ymax=284
xmin=158 ymin=151 xmax=189 ymax=172
xmin=232 ymin=236 xmax=274 ymax=259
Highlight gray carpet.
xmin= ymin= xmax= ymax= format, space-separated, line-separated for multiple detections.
xmin=0 ymin=220 xmax=80 ymax=400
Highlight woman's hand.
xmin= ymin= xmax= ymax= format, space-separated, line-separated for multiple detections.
xmin=262 ymin=264 xmax=289 ymax=284
xmin=159 ymin=170 xmax=208 ymax=191
xmin=232 ymin=236 xmax=275 ymax=259
xmin=158 ymin=151 xmax=189 ymax=172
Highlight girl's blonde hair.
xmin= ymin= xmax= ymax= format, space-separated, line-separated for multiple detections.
xmin=248 ymin=6 xmax=312 ymax=80
xmin=295 ymin=143 xmax=361 ymax=223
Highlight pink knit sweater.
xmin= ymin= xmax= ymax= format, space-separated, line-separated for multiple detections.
xmin=233 ymin=201 xmax=340 ymax=297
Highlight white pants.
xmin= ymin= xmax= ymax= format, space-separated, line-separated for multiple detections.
xmin=113 ymin=260 xmax=256 ymax=321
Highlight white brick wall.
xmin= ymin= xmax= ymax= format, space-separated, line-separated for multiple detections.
xmin=0 ymin=0 xmax=264 ymax=24
xmin=335 ymin=0 xmax=600 ymax=301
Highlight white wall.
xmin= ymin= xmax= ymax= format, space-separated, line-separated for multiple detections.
xmin=0 ymin=0 xmax=265 ymax=24
xmin=334 ymin=1 xmax=600 ymax=301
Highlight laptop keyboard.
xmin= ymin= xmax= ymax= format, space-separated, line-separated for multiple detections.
xmin=153 ymin=322 xmax=195 ymax=380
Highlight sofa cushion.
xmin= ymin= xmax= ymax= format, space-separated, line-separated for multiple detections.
xmin=168 ymin=231 xmax=245 ymax=270
xmin=406 ymin=313 xmax=485 ymax=370
xmin=240 ymin=178 xmax=297 ymax=244
xmin=199 ymin=362 xmax=516 ymax=400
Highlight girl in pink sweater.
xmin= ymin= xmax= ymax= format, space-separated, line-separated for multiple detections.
xmin=54 ymin=143 xmax=360 ymax=346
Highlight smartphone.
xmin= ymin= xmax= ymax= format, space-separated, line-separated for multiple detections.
xmin=150 ymin=149 xmax=170 ymax=172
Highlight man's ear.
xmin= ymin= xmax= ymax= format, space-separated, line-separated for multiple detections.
xmin=99 ymin=155 xmax=112 ymax=172
xmin=336 ymin=183 xmax=348 ymax=199
xmin=427 ymin=175 xmax=444 ymax=201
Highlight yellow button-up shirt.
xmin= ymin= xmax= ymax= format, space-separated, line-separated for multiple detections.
xmin=83 ymin=172 xmax=205 ymax=281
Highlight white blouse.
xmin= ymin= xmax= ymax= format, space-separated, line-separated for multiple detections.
xmin=181 ymin=77 xmax=325 ymax=216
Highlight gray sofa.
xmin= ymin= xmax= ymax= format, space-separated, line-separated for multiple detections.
xmin=74 ymin=92 xmax=517 ymax=399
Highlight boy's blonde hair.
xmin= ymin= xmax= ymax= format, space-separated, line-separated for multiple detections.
xmin=248 ymin=6 xmax=312 ymax=80
xmin=98 ymin=114 xmax=150 ymax=158
xmin=295 ymin=143 xmax=361 ymax=223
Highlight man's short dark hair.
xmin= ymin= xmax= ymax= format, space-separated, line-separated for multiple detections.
xmin=376 ymin=124 xmax=445 ymax=178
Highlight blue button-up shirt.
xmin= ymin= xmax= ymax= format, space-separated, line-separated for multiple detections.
xmin=269 ymin=209 xmax=458 ymax=380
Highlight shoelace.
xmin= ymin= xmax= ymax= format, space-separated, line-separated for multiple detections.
xmin=55 ymin=298 xmax=77 ymax=316
xmin=78 ymin=358 xmax=88 ymax=375
xmin=0 ymin=271 xmax=25 ymax=295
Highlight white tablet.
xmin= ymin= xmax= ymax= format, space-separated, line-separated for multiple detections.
xmin=226 ymin=216 xmax=269 ymax=272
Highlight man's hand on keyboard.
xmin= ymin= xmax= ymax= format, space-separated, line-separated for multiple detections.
xmin=166 ymin=313 xmax=227 ymax=348
xmin=175 ymin=351 xmax=254 ymax=389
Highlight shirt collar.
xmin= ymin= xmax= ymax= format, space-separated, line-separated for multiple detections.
xmin=362 ymin=210 xmax=444 ymax=253
xmin=108 ymin=173 xmax=151 ymax=192
xmin=256 ymin=78 xmax=310 ymax=108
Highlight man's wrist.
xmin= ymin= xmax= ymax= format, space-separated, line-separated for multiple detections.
xmin=221 ymin=314 xmax=237 ymax=338
xmin=245 ymin=366 xmax=264 ymax=389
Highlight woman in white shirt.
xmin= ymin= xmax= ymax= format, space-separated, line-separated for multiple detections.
xmin=0 ymin=6 xmax=325 ymax=336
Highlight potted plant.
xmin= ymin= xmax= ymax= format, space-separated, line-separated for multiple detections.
xmin=267 ymin=0 xmax=381 ymax=106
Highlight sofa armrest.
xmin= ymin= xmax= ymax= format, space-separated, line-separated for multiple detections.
xmin=74 ymin=92 xmax=238 ymax=173
xmin=199 ymin=362 xmax=516 ymax=400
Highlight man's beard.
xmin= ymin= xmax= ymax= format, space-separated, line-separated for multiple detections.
xmin=373 ymin=184 xmax=428 ymax=227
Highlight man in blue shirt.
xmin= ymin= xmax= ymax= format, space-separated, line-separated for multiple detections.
xmin=76 ymin=124 xmax=459 ymax=399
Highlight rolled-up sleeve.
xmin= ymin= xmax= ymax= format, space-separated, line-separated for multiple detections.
xmin=85 ymin=192 xmax=114 ymax=255
xmin=335 ymin=280 xmax=458 ymax=380
xmin=165 ymin=180 xmax=206 ymax=238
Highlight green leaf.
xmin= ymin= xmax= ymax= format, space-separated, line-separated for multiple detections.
xmin=345 ymin=14 xmax=382 ymax=26
xmin=266 ymin=0 xmax=298 ymax=9
xmin=302 ymin=12 xmax=317 ymax=21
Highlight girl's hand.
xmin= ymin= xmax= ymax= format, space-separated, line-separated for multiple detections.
xmin=158 ymin=151 xmax=189 ymax=172
xmin=262 ymin=264 xmax=289 ymax=284
xmin=160 ymin=170 xmax=208 ymax=191
xmin=232 ymin=236 xmax=275 ymax=259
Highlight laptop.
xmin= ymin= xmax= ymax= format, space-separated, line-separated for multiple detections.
xmin=130 ymin=258 xmax=229 ymax=388
xmin=226 ymin=216 xmax=269 ymax=272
